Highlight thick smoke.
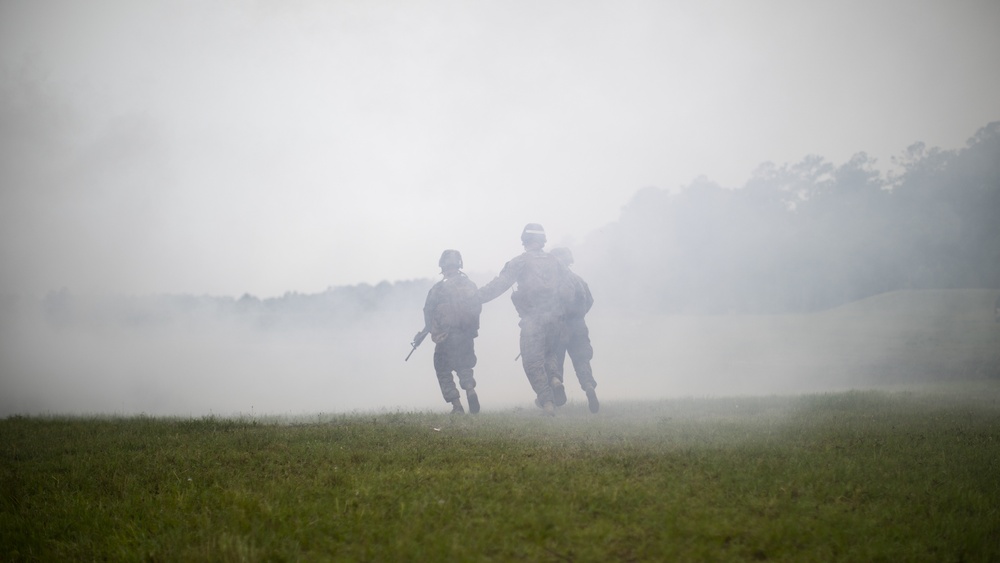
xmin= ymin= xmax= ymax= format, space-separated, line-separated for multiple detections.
xmin=2 ymin=1 xmax=999 ymax=416
xmin=0 ymin=282 xmax=538 ymax=417
xmin=3 ymin=122 xmax=999 ymax=416
xmin=3 ymin=278 xmax=997 ymax=417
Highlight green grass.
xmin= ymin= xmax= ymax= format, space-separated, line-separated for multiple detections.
xmin=2 ymin=384 xmax=1000 ymax=561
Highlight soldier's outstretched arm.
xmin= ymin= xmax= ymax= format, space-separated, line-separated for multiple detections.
xmin=477 ymin=260 xmax=519 ymax=304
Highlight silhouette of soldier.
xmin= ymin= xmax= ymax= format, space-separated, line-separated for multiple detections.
xmin=550 ymin=247 xmax=599 ymax=413
xmin=415 ymin=250 xmax=482 ymax=414
xmin=478 ymin=224 xmax=572 ymax=416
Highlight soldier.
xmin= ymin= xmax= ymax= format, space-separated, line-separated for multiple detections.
xmin=478 ymin=224 xmax=573 ymax=416
xmin=414 ymin=250 xmax=483 ymax=414
xmin=550 ymin=247 xmax=599 ymax=413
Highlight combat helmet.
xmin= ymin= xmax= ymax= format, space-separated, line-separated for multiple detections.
xmin=521 ymin=223 xmax=547 ymax=245
xmin=438 ymin=249 xmax=463 ymax=272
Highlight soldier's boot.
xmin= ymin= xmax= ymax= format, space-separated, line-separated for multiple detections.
xmin=551 ymin=377 xmax=567 ymax=407
xmin=542 ymin=401 xmax=556 ymax=417
xmin=467 ymin=389 xmax=480 ymax=414
xmin=450 ymin=399 xmax=464 ymax=414
xmin=584 ymin=385 xmax=600 ymax=414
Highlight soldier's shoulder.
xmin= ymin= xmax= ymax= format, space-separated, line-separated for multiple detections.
xmin=518 ymin=249 xmax=553 ymax=263
xmin=497 ymin=252 xmax=531 ymax=272
xmin=426 ymin=279 xmax=446 ymax=295
xmin=447 ymin=272 xmax=478 ymax=288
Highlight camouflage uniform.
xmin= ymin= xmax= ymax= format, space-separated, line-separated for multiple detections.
xmin=423 ymin=270 xmax=481 ymax=405
xmin=479 ymin=240 xmax=571 ymax=408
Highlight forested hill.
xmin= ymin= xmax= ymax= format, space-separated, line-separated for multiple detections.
xmin=576 ymin=121 xmax=1000 ymax=314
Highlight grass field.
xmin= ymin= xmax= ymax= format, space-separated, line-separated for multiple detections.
xmin=2 ymin=382 xmax=999 ymax=561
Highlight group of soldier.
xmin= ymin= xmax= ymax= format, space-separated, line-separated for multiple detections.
xmin=412 ymin=223 xmax=599 ymax=416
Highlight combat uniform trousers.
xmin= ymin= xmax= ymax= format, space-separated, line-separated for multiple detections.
xmin=517 ymin=311 xmax=563 ymax=405
xmin=433 ymin=330 xmax=477 ymax=403
xmin=555 ymin=315 xmax=596 ymax=392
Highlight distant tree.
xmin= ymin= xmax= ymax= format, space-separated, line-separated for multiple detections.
xmin=580 ymin=121 xmax=1000 ymax=314
xmin=889 ymin=121 xmax=1000 ymax=289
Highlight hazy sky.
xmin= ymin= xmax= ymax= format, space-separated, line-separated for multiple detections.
xmin=2 ymin=0 xmax=998 ymax=298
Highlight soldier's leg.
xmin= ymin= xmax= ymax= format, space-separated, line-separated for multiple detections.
xmin=456 ymin=368 xmax=476 ymax=391
xmin=567 ymin=322 xmax=596 ymax=391
xmin=433 ymin=342 xmax=461 ymax=406
xmin=544 ymin=318 xmax=567 ymax=406
xmin=453 ymin=334 xmax=477 ymax=390
xmin=567 ymin=321 xmax=598 ymax=413
xmin=519 ymin=316 xmax=554 ymax=409
xmin=454 ymin=334 xmax=480 ymax=414
xmin=551 ymin=321 xmax=569 ymax=384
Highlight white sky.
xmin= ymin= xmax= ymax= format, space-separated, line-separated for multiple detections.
xmin=2 ymin=0 xmax=998 ymax=298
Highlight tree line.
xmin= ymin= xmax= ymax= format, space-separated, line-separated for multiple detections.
xmin=577 ymin=122 xmax=1000 ymax=314
xmin=36 ymin=280 xmax=433 ymax=330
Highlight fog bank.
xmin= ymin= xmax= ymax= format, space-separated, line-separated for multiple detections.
xmin=3 ymin=288 xmax=996 ymax=417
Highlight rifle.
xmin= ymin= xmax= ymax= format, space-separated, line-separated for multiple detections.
xmin=405 ymin=329 xmax=429 ymax=361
